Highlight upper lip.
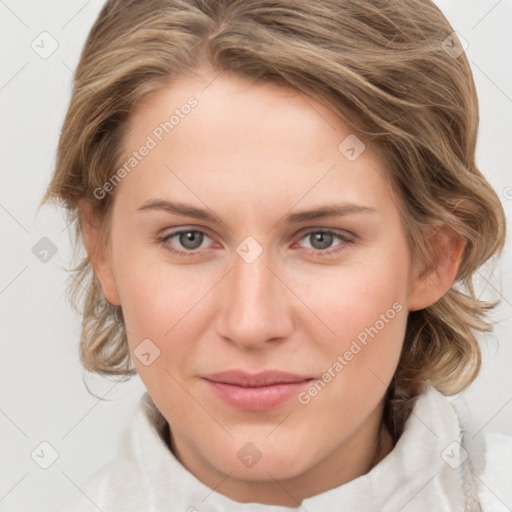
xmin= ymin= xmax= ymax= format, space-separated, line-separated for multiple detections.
xmin=202 ymin=370 xmax=313 ymax=387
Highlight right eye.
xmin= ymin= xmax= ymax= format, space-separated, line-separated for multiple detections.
xmin=157 ymin=228 xmax=214 ymax=256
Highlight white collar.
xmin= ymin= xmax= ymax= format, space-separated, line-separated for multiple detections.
xmin=115 ymin=386 xmax=476 ymax=511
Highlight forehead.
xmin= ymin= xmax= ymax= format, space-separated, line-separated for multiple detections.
xmin=115 ymin=72 xmax=393 ymax=216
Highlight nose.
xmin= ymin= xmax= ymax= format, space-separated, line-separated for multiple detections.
xmin=214 ymin=252 xmax=294 ymax=350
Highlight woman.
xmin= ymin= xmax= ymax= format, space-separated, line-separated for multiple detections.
xmin=42 ymin=0 xmax=511 ymax=510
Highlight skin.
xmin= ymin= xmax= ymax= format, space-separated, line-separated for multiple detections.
xmin=83 ymin=71 xmax=463 ymax=505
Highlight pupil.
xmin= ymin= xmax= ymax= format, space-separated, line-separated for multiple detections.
xmin=180 ymin=231 xmax=203 ymax=250
xmin=311 ymin=232 xmax=333 ymax=250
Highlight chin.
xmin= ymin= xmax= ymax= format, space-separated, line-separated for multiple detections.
xmin=204 ymin=436 xmax=318 ymax=482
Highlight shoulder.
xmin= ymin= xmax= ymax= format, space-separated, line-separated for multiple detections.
xmin=58 ymin=459 xmax=145 ymax=511
xmin=464 ymin=430 xmax=512 ymax=511
xmin=58 ymin=392 xmax=171 ymax=511
xmin=412 ymin=387 xmax=512 ymax=511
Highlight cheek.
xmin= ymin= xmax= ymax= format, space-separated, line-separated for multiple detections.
xmin=118 ymin=272 xmax=191 ymax=332
xmin=112 ymin=266 xmax=206 ymax=400
xmin=292 ymin=257 xmax=409 ymax=438
xmin=290 ymin=240 xmax=411 ymax=411
xmin=112 ymin=247 xmax=217 ymax=363
xmin=296 ymin=249 xmax=409 ymax=347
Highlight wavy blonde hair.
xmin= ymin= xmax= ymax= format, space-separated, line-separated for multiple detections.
xmin=41 ymin=0 xmax=506 ymax=437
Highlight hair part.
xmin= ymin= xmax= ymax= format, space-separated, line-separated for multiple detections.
xmin=41 ymin=0 xmax=506 ymax=437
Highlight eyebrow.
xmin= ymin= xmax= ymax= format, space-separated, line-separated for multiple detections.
xmin=137 ymin=199 xmax=376 ymax=224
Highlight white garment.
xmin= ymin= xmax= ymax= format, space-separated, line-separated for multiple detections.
xmin=60 ymin=387 xmax=512 ymax=511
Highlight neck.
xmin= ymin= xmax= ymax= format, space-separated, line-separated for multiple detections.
xmin=170 ymin=401 xmax=395 ymax=506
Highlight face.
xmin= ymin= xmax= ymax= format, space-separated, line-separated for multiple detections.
xmin=90 ymin=71 xmax=446 ymax=504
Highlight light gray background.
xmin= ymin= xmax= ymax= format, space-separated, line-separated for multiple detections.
xmin=1 ymin=1 xmax=511 ymax=510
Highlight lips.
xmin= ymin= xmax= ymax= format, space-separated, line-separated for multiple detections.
xmin=202 ymin=370 xmax=314 ymax=411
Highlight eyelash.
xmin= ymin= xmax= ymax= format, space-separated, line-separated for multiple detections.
xmin=156 ymin=228 xmax=355 ymax=258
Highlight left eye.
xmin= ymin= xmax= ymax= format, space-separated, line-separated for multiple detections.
xmin=298 ymin=230 xmax=349 ymax=252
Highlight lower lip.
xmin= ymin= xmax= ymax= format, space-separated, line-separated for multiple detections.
xmin=204 ymin=380 xmax=311 ymax=411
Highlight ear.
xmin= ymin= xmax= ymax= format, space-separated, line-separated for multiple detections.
xmin=80 ymin=202 xmax=121 ymax=306
xmin=407 ymin=224 xmax=465 ymax=311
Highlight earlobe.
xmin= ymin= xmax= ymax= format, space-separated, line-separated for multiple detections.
xmin=407 ymin=225 xmax=465 ymax=312
xmin=80 ymin=203 xmax=121 ymax=306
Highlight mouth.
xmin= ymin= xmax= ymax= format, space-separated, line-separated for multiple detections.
xmin=201 ymin=370 xmax=314 ymax=411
